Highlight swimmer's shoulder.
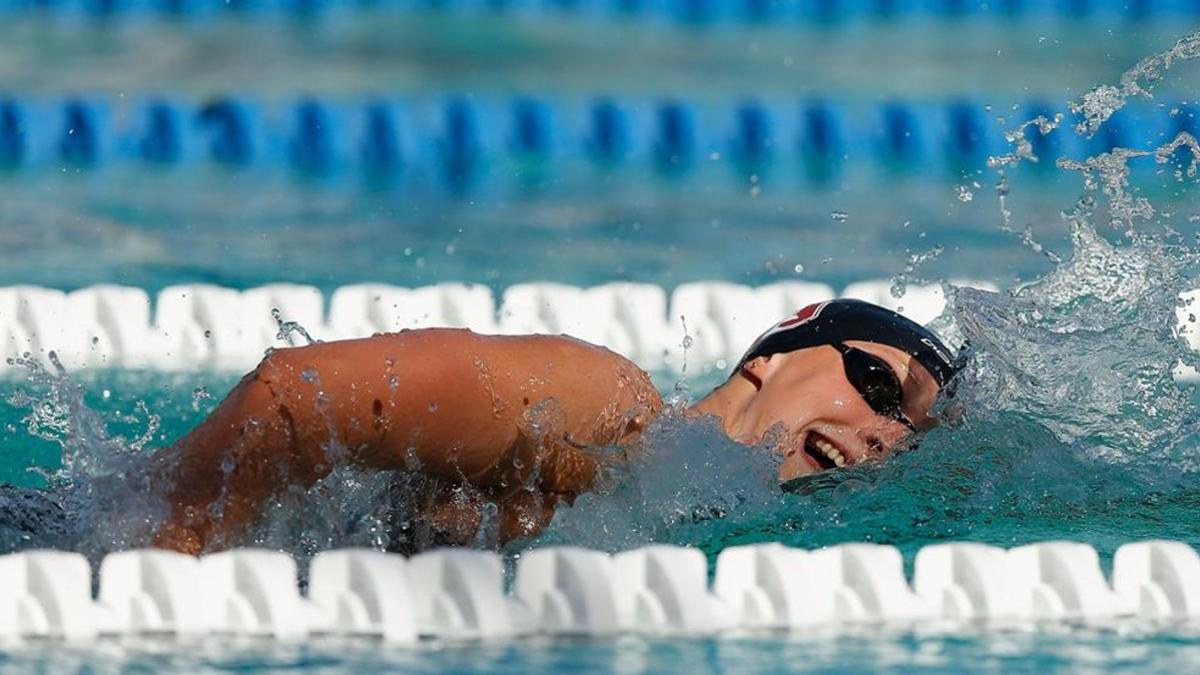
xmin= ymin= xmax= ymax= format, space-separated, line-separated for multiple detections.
xmin=384 ymin=328 xmax=661 ymax=403
xmin=356 ymin=328 xmax=658 ymax=393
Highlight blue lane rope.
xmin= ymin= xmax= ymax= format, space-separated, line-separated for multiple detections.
xmin=1 ymin=0 xmax=1198 ymax=21
xmin=0 ymin=95 xmax=1192 ymax=188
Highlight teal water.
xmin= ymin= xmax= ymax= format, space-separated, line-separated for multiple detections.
xmin=8 ymin=627 xmax=1200 ymax=673
xmin=3 ymin=13 xmax=1200 ymax=675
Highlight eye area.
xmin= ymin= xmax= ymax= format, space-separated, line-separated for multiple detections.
xmin=834 ymin=343 xmax=916 ymax=431
xmin=858 ymin=363 xmax=903 ymax=412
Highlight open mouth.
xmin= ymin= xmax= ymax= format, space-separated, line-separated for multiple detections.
xmin=802 ymin=431 xmax=847 ymax=471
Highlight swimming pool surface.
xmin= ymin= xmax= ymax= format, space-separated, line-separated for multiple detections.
xmin=9 ymin=627 xmax=1200 ymax=673
xmin=4 ymin=6 xmax=1200 ymax=673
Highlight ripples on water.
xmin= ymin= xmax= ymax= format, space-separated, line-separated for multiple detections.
xmin=539 ymin=30 xmax=1200 ymax=563
xmin=3 ymin=33 xmax=1200 ymax=569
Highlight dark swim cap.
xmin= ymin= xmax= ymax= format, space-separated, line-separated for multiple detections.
xmin=736 ymin=299 xmax=963 ymax=388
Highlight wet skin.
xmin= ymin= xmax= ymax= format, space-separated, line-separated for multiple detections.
xmin=152 ymin=329 xmax=939 ymax=554
xmin=692 ymin=340 xmax=941 ymax=482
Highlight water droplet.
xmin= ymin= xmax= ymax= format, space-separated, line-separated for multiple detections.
xmin=191 ymin=386 xmax=212 ymax=410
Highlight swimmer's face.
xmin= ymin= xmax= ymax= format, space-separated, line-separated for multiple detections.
xmin=733 ymin=341 xmax=942 ymax=482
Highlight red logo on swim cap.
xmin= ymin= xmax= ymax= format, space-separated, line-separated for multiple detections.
xmin=776 ymin=302 xmax=828 ymax=330
xmin=737 ymin=301 xmax=831 ymax=367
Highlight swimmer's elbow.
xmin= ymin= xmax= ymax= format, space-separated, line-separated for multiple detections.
xmin=253 ymin=344 xmax=320 ymax=386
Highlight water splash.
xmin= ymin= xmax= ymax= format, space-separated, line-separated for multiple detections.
xmin=532 ymin=411 xmax=784 ymax=554
xmin=1070 ymin=31 xmax=1200 ymax=137
xmin=2 ymin=353 xmax=166 ymax=559
xmin=532 ymin=30 xmax=1200 ymax=560
xmin=6 ymin=32 xmax=1200 ymax=566
xmin=889 ymin=244 xmax=945 ymax=299
xmin=272 ymin=307 xmax=320 ymax=347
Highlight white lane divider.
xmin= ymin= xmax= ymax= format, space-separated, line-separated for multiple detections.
xmin=328 ymin=283 xmax=498 ymax=340
xmin=809 ymin=544 xmax=934 ymax=621
xmin=97 ymin=549 xmax=208 ymax=635
xmin=0 ymin=550 xmax=97 ymax=640
xmin=308 ymin=549 xmax=417 ymax=643
xmin=0 ymin=280 xmax=995 ymax=375
xmin=1112 ymin=540 xmax=1200 ymax=619
xmin=712 ymin=543 xmax=832 ymax=628
xmin=612 ymin=545 xmax=734 ymax=634
xmin=842 ymin=279 xmax=996 ymax=327
xmin=1008 ymin=541 xmax=1131 ymax=619
xmin=512 ymin=546 xmax=621 ymax=636
xmin=912 ymin=542 xmax=1028 ymax=620
xmin=408 ymin=548 xmax=535 ymax=639
xmin=200 ymin=548 xmax=310 ymax=639
xmin=1 ymin=540 xmax=1200 ymax=643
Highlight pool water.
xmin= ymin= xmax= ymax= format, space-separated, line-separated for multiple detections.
xmin=8 ymin=627 xmax=1200 ymax=673
xmin=3 ymin=7 xmax=1200 ymax=673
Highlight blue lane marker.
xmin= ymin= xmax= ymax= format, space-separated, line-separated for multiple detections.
xmin=439 ymin=97 xmax=481 ymax=191
xmin=1090 ymin=107 xmax=1131 ymax=156
xmin=944 ymin=100 xmax=987 ymax=170
xmin=799 ymin=100 xmax=841 ymax=160
xmin=136 ymin=100 xmax=184 ymax=164
xmin=0 ymin=99 xmax=27 ymax=169
xmin=59 ymin=100 xmax=102 ymax=167
xmin=653 ymin=100 xmax=694 ymax=173
xmin=288 ymin=99 xmax=336 ymax=174
xmin=0 ymin=95 xmax=1192 ymax=189
xmin=731 ymin=100 xmax=772 ymax=168
xmin=877 ymin=101 xmax=923 ymax=167
xmin=197 ymin=99 xmax=255 ymax=166
xmin=359 ymin=100 xmax=403 ymax=174
xmin=510 ymin=97 xmax=550 ymax=160
xmin=586 ymin=98 xmax=629 ymax=165
xmin=1020 ymin=100 xmax=1067 ymax=169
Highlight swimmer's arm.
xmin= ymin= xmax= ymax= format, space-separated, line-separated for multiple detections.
xmin=151 ymin=332 xmax=520 ymax=553
xmin=152 ymin=329 xmax=660 ymax=553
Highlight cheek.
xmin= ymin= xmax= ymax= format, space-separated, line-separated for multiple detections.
xmin=751 ymin=392 xmax=808 ymax=437
xmin=793 ymin=372 xmax=857 ymax=419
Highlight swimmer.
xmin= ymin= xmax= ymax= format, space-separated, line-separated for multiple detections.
xmin=150 ymin=299 xmax=962 ymax=554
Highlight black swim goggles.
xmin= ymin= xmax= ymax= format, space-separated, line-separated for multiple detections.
xmin=830 ymin=342 xmax=916 ymax=432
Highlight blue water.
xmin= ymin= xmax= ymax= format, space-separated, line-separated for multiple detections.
xmin=3 ymin=8 xmax=1200 ymax=673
